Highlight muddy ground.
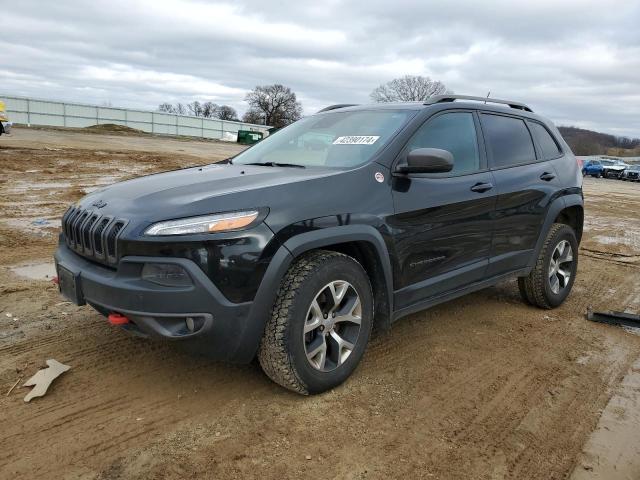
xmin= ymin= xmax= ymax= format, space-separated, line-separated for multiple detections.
xmin=1 ymin=127 xmax=639 ymax=479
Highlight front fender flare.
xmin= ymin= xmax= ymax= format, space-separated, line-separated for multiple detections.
xmin=231 ymin=225 xmax=394 ymax=362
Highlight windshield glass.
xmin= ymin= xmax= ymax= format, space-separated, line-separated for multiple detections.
xmin=232 ymin=109 xmax=415 ymax=168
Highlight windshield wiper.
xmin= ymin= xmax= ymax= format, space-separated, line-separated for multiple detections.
xmin=246 ymin=161 xmax=306 ymax=168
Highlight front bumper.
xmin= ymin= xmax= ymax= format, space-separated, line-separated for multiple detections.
xmin=54 ymin=241 xmax=259 ymax=361
xmin=0 ymin=121 xmax=11 ymax=135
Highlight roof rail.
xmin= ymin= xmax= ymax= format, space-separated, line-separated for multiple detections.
xmin=317 ymin=104 xmax=359 ymax=113
xmin=424 ymin=95 xmax=533 ymax=112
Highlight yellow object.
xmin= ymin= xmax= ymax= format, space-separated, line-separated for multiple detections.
xmin=0 ymin=101 xmax=5 ymax=112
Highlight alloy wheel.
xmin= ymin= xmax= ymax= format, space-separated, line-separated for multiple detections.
xmin=548 ymin=240 xmax=574 ymax=295
xmin=303 ymin=280 xmax=362 ymax=372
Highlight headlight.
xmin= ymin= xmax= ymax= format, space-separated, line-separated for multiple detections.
xmin=144 ymin=210 xmax=259 ymax=236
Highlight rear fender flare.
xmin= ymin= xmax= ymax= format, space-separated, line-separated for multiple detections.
xmin=528 ymin=194 xmax=583 ymax=269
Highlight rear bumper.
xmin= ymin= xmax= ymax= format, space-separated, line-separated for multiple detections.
xmin=0 ymin=121 xmax=11 ymax=135
xmin=54 ymin=241 xmax=271 ymax=362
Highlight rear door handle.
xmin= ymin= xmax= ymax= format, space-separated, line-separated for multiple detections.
xmin=470 ymin=182 xmax=493 ymax=193
xmin=540 ymin=172 xmax=556 ymax=181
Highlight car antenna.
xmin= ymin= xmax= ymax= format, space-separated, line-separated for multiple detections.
xmin=485 ymin=91 xmax=491 ymax=104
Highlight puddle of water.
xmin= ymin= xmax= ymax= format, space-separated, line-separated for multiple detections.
xmin=593 ymin=234 xmax=640 ymax=249
xmin=3 ymin=218 xmax=61 ymax=229
xmin=10 ymin=261 xmax=56 ymax=281
xmin=5 ymin=181 xmax=73 ymax=194
xmin=1 ymin=218 xmax=61 ymax=238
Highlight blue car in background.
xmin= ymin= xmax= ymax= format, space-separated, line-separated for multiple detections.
xmin=582 ymin=159 xmax=627 ymax=178
xmin=582 ymin=159 xmax=604 ymax=177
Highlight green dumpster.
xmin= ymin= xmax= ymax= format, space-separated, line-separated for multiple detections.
xmin=237 ymin=130 xmax=264 ymax=145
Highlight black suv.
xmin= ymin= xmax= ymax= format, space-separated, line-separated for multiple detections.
xmin=55 ymin=95 xmax=584 ymax=394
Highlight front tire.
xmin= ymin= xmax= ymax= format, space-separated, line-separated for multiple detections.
xmin=258 ymin=250 xmax=373 ymax=394
xmin=518 ymin=223 xmax=578 ymax=309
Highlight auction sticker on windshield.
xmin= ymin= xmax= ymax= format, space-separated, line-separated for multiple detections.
xmin=333 ymin=136 xmax=380 ymax=145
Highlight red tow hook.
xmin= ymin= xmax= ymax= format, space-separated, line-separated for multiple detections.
xmin=52 ymin=276 xmax=59 ymax=285
xmin=108 ymin=313 xmax=130 ymax=325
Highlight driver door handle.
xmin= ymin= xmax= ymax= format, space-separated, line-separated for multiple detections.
xmin=540 ymin=172 xmax=556 ymax=181
xmin=470 ymin=182 xmax=493 ymax=193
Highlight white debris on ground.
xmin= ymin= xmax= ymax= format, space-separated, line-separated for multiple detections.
xmin=23 ymin=359 xmax=71 ymax=402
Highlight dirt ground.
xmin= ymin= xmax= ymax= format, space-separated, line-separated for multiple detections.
xmin=1 ymin=127 xmax=639 ymax=480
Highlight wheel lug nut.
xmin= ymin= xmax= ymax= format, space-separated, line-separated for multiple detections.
xmin=323 ymin=314 xmax=327 ymax=319
xmin=332 ymin=313 xmax=336 ymax=318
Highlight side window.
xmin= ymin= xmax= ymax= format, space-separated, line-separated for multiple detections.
xmin=481 ymin=114 xmax=536 ymax=168
xmin=407 ymin=112 xmax=480 ymax=175
xmin=529 ymin=122 xmax=561 ymax=159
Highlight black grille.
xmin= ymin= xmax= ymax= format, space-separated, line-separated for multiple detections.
xmin=629 ymin=172 xmax=638 ymax=179
xmin=106 ymin=221 xmax=124 ymax=258
xmin=93 ymin=218 xmax=111 ymax=256
xmin=61 ymin=206 xmax=127 ymax=265
xmin=82 ymin=214 xmax=99 ymax=252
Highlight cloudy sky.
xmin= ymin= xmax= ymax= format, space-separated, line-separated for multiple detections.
xmin=4 ymin=0 xmax=640 ymax=136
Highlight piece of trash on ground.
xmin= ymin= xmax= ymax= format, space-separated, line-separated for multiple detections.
xmin=6 ymin=377 xmax=22 ymax=397
xmin=23 ymin=359 xmax=71 ymax=402
xmin=587 ymin=308 xmax=640 ymax=329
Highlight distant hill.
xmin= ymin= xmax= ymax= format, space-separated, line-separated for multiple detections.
xmin=558 ymin=126 xmax=640 ymax=156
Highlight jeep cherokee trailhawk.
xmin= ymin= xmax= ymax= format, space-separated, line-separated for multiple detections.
xmin=55 ymin=95 xmax=584 ymax=394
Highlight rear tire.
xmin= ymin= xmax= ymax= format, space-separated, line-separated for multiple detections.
xmin=518 ymin=223 xmax=578 ymax=309
xmin=258 ymin=250 xmax=373 ymax=394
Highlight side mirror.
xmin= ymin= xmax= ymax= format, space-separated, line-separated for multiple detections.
xmin=397 ymin=148 xmax=454 ymax=174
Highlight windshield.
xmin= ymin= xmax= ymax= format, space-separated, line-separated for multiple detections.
xmin=232 ymin=109 xmax=415 ymax=168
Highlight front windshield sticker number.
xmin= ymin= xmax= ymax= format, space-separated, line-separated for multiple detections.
xmin=374 ymin=172 xmax=385 ymax=183
xmin=333 ymin=135 xmax=380 ymax=145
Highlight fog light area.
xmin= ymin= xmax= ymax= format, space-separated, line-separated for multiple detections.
xmin=141 ymin=263 xmax=192 ymax=287
xmin=185 ymin=316 xmax=206 ymax=334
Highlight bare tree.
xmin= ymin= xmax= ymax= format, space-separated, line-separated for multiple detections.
xmin=244 ymin=84 xmax=303 ymax=128
xmin=187 ymin=101 xmax=203 ymax=117
xmin=370 ymin=75 xmax=450 ymax=102
xmin=158 ymin=103 xmax=175 ymax=113
xmin=174 ymin=103 xmax=187 ymax=115
xmin=201 ymin=102 xmax=219 ymax=118
xmin=216 ymin=105 xmax=239 ymax=121
xmin=242 ymin=109 xmax=265 ymax=125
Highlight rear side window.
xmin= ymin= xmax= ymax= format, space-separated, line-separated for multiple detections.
xmin=407 ymin=112 xmax=480 ymax=175
xmin=529 ymin=122 xmax=561 ymax=159
xmin=481 ymin=114 xmax=536 ymax=168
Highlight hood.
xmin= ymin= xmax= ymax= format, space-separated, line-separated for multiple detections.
xmin=78 ymin=163 xmax=341 ymax=222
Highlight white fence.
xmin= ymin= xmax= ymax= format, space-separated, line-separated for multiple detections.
xmin=0 ymin=94 xmax=270 ymax=140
